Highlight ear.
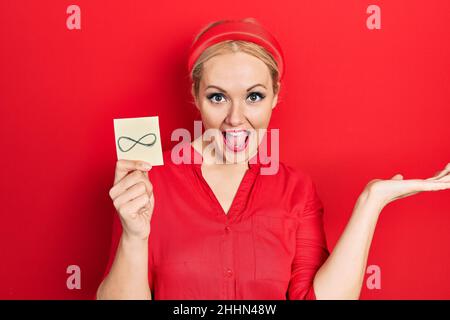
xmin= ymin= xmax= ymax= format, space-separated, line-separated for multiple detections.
xmin=271 ymin=82 xmax=280 ymax=109
xmin=271 ymin=95 xmax=278 ymax=109
xmin=191 ymin=83 xmax=200 ymax=110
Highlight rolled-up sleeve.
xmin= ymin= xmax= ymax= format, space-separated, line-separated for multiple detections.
xmin=287 ymin=175 xmax=330 ymax=300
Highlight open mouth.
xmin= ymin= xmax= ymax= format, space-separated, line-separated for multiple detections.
xmin=222 ymin=129 xmax=250 ymax=152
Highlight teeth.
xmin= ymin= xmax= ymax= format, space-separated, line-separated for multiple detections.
xmin=227 ymin=131 xmax=247 ymax=137
xmin=223 ymin=131 xmax=249 ymax=149
xmin=224 ymin=130 xmax=249 ymax=136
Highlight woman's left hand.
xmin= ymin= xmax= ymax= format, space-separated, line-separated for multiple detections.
xmin=363 ymin=163 xmax=450 ymax=208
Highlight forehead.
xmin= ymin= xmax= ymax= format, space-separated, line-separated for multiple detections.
xmin=201 ymin=51 xmax=271 ymax=89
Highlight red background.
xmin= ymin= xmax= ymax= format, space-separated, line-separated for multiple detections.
xmin=1 ymin=0 xmax=449 ymax=299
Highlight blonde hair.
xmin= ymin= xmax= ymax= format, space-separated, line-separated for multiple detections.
xmin=189 ymin=18 xmax=281 ymax=102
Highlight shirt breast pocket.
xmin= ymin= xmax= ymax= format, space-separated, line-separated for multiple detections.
xmin=252 ymin=214 xmax=298 ymax=283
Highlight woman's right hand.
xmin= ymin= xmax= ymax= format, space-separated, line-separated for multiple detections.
xmin=109 ymin=160 xmax=154 ymax=241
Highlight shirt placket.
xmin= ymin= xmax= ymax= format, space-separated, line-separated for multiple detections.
xmin=221 ymin=222 xmax=234 ymax=299
xmin=189 ymin=144 xmax=263 ymax=299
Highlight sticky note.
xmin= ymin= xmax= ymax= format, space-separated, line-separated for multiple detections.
xmin=113 ymin=116 xmax=164 ymax=166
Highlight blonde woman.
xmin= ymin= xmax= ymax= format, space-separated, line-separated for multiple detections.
xmin=96 ymin=18 xmax=450 ymax=300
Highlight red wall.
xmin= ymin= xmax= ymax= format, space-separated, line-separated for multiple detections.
xmin=1 ymin=0 xmax=449 ymax=299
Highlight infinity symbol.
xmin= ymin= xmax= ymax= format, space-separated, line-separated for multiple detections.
xmin=117 ymin=133 xmax=157 ymax=152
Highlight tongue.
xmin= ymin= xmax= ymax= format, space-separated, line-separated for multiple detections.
xmin=225 ymin=134 xmax=247 ymax=148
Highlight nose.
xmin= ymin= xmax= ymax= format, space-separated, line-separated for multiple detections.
xmin=225 ymin=101 xmax=245 ymax=127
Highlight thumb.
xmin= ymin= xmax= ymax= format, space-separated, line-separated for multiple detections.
xmin=391 ymin=173 xmax=403 ymax=180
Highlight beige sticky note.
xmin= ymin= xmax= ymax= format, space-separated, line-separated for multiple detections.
xmin=113 ymin=116 xmax=164 ymax=166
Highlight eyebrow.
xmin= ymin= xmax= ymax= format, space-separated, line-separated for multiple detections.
xmin=205 ymin=84 xmax=267 ymax=93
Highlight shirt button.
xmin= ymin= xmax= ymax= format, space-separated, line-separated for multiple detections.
xmin=226 ymin=268 xmax=233 ymax=277
xmin=225 ymin=226 xmax=231 ymax=233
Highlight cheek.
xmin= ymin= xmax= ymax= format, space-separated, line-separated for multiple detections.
xmin=247 ymin=104 xmax=273 ymax=128
xmin=199 ymin=105 xmax=227 ymax=128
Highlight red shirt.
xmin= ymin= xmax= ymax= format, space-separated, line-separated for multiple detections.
xmin=101 ymin=142 xmax=329 ymax=299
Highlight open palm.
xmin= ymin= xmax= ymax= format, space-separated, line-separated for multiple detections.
xmin=366 ymin=163 xmax=450 ymax=207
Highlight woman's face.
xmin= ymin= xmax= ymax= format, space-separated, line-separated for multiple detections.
xmin=194 ymin=51 xmax=279 ymax=164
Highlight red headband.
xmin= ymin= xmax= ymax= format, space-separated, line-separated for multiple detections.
xmin=187 ymin=19 xmax=285 ymax=81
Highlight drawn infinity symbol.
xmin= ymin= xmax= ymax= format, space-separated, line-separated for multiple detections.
xmin=117 ymin=133 xmax=157 ymax=152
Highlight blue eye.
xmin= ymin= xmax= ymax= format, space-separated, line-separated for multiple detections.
xmin=207 ymin=93 xmax=226 ymax=104
xmin=247 ymin=92 xmax=266 ymax=103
